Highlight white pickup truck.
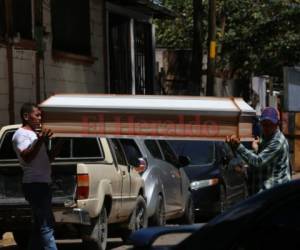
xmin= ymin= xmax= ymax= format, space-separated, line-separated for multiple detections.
xmin=0 ymin=124 xmax=146 ymax=250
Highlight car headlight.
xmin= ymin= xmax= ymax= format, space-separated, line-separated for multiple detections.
xmin=190 ymin=178 xmax=219 ymax=190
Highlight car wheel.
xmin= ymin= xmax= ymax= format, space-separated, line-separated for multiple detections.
xmin=82 ymin=206 xmax=108 ymax=250
xmin=13 ymin=230 xmax=30 ymax=249
xmin=121 ymin=195 xmax=147 ymax=242
xmin=220 ymin=185 xmax=228 ymax=213
xmin=179 ymin=193 xmax=195 ymax=224
xmin=149 ymin=194 xmax=166 ymax=226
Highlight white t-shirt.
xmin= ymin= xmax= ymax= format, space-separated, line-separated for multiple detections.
xmin=12 ymin=127 xmax=51 ymax=183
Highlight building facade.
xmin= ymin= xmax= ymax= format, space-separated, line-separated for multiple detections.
xmin=0 ymin=0 xmax=172 ymax=126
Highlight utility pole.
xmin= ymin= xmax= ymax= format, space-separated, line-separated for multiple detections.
xmin=206 ymin=0 xmax=216 ymax=96
xmin=191 ymin=0 xmax=203 ymax=95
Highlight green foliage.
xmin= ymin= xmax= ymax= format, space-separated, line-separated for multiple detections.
xmin=155 ymin=0 xmax=300 ymax=78
xmin=219 ymin=0 xmax=300 ymax=78
xmin=154 ymin=0 xmax=195 ymax=48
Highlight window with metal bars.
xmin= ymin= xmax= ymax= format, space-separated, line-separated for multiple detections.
xmin=134 ymin=21 xmax=153 ymax=94
xmin=0 ymin=0 xmax=32 ymax=41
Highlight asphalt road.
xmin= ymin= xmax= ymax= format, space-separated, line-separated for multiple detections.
xmin=0 ymin=233 xmax=129 ymax=250
xmin=0 ymin=231 xmax=191 ymax=250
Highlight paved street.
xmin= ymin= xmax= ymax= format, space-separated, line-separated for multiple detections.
xmin=0 ymin=230 xmax=191 ymax=250
xmin=0 ymin=233 xmax=130 ymax=249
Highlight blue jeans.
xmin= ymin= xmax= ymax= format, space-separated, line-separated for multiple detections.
xmin=23 ymin=183 xmax=57 ymax=250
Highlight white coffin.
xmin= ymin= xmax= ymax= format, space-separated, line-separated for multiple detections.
xmin=39 ymin=94 xmax=256 ymax=140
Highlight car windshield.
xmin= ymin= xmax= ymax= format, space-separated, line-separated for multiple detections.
xmin=168 ymin=140 xmax=214 ymax=165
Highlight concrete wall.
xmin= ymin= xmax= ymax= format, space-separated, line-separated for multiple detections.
xmin=13 ymin=49 xmax=37 ymax=125
xmin=0 ymin=0 xmax=106 ymax=127
xmin=0 ymin=48 xmax=9 ymax=126
xmin=42 ymin=0 xmax=105 ymax=97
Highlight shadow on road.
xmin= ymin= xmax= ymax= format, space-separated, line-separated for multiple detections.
xmin=0 ymin=238 xmax=127 ymax=250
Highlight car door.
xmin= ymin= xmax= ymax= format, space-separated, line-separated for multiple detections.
xmin=157 ymin=140 xmax=183 ymax=211
xmin=110 ymin=139 xmax=132 ymax=217
xmin=231 ymin=193 xmax=300 ymax=250
xmin=0 ymin=129 xmax=23 ymax=199
xmin=118 ymin=138 xmax=144 ymax=196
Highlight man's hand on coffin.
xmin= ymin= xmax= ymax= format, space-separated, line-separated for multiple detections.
xmin=226 ymin=135 xmax=240 ymax=152
xmin=251 ymin=136 xmax=260 ymax=152
xmin=38 ymin=128 xmax=53 ymax=143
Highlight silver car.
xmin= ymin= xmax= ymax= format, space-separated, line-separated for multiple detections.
xmin=119 ymin=138 xmax=194 ymax=226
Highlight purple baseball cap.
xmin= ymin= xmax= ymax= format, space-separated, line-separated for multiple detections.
xmin=260 ymin=107 xmax=279 ymax=124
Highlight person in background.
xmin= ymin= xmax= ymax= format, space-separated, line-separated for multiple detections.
xmin=12 ymin=103 xmax=62 ymax=250
xmin=226 ymin=106 xmax=291 ymax=192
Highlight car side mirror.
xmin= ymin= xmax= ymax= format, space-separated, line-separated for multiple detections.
xmin=178 ymin=155 xmax=191 ymax=167
xmin=134 ymin=157 xmax=148 ymax=174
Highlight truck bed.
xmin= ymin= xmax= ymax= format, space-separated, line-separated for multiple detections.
xmin=0 ymin=162 xmax=77 ymax=205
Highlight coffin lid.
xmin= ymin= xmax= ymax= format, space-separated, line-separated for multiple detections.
xmin=40 ymin=94 xmax=254 ymax=115
xmin=39 ymin=94 xmax=256 ymax=140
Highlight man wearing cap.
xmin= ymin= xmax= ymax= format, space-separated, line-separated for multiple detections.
xmin=226 ymin=106 xmax=291 ymax=192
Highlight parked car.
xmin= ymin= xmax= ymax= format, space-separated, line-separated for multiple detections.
xmin=168 ymin=140 xmax=248 ymax=219
xmin=118 ymin=138 xmax=194 ymax=226
xmin=0 ymin=125 xmax=146 ymax=250
xmin=129 ymin=179 xmax=300 ymax=249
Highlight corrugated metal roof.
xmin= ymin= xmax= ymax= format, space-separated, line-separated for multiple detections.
xmin=108 ymin=0 xmax=176 ymax=18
